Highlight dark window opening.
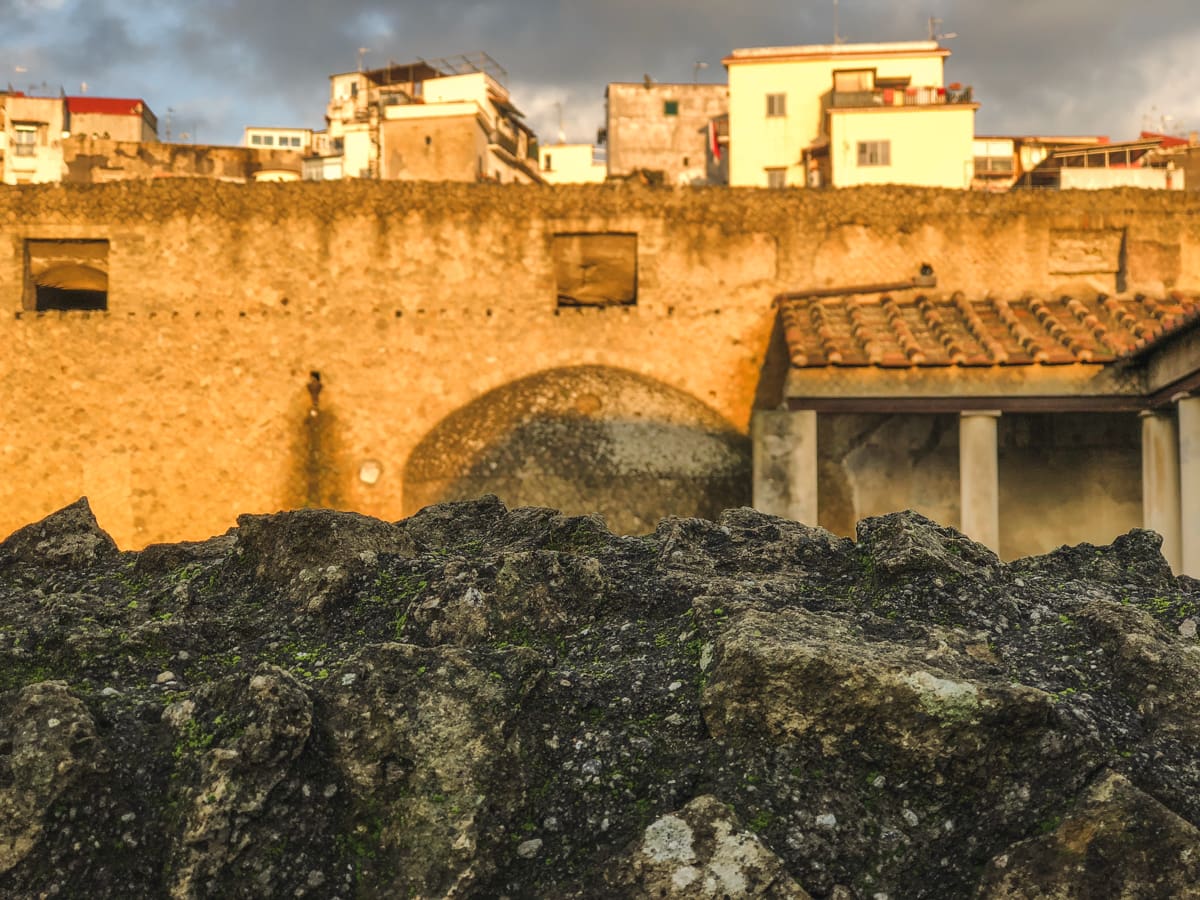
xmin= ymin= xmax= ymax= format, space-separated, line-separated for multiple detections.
xmin=857 ymin=140 xmax=891 ymax=166
xmin=36 ymin=286 xmax=107 ymax=311
xmin=664 ymin=100 xmax=679 ymax=116
xmin=24 ymin=239 xmax=110 ymax=312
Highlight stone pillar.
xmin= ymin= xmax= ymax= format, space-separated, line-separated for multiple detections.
xmin=752 ymin=409 xmax=818 ymax=524
xmin=1140 ymin=410 xmax=1182 ymax=573
xmin=959 ymin=411 xmax=1001 ymax=553
xmin=1180 ymin=395 xmax=1200 ymax=577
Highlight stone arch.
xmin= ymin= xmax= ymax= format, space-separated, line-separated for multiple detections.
xmin=403 ymin=366 xmax=750 ymax=534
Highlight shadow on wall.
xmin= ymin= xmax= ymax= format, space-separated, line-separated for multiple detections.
xmin=403 ymin=366 xmax=750 ymax=534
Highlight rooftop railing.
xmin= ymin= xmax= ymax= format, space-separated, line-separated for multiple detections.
xmin=830 ymin=85 xmax=974 ymax=110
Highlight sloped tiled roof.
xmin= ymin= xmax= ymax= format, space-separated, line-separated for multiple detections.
xmin=778 ymin=292 xmax=1200 ymax=368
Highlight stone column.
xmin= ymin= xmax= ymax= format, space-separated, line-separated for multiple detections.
xmin=752 ymin=409 xmax=818 ymax=524
xmin=959 ymin=411 xmax=1001 ymax=553
xmin=1179 ymin=395 xmax=1200 ymax=577
xmin=1140 ymin=410 xmax=1182 ymax=573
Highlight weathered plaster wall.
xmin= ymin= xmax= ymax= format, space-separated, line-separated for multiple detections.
xmin=606 ymin=83 xmax=728 ymax=184
xmin=1 ymin=182 xmax=1198 ymax=548
xmin=381 ymin=115 xmax=487 ymax=182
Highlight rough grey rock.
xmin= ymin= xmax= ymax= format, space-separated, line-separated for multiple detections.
xmin=609 ymin=795 xmax=811 ymax=898
xmin=0 ymin=682 xmax=97 ymax=875
xmin=977 ymin=771 xmax=1200 ymax=899
xmin=1 ymin=496 xmax=1199 ymax=898
xmin=0 ymin=497 xmax=119 ymax=570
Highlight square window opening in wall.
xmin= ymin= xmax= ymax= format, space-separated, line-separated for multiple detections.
xmin=664 ymin=100 xmax=679 ymax=116
xmin=857 ymin=140 xmax=891 ymax=166
xmin=24 ymin=239 xmax=110 ymax=311
xmin=553 ymin=233 xmax=637 ymax=308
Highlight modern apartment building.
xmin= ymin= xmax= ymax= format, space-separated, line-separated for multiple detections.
xmin=1 ymin=92 xmax=158 ymax=185
xmin=604 ymin=82 xmax=729 ymax=185
xmin=723 ymin=40 xmax=977 ymax=189
xmin=308 ymin=53 xmax=542 ymax=183
xmin=537 ymin=142 xmax=606 ymax=184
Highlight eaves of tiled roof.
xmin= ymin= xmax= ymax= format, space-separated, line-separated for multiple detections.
xmin=777 ymin=291 xmax=1200 ymax=369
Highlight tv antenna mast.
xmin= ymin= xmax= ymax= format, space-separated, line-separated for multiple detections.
xmin=357 ymin=47 xmax=371 ymax=71
xmin=833 ymin=0 xmax=843 ymax=43
xmin=928 ymin=16 xmax=957 ymax=41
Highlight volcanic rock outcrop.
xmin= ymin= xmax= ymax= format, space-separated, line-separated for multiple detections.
xmin=2 ymin=497 xmax=1199 ymax=898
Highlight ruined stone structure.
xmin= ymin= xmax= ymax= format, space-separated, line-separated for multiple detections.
xmin=1 ymin=182 xmax=1198 ymax=560
xmin=60 ymin=137 xmax=304 ymax=183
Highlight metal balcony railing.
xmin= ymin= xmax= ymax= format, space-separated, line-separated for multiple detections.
xmin=489 ymin=127 xmax=518 ymax=157
xmin=830 ymin=85 xmax=974 ymax=109
xmin=973 ymin=156 xmax=1014 ymax=175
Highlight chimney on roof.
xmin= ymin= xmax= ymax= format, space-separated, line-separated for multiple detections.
xmin=1190 ymin=131 xmax=1199 ymax=148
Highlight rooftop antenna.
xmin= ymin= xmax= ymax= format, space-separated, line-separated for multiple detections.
xmin=357 ymin=47 xmax=371 ymax=72
xmin=833 ymin=0 xmax=842 ymax=43
xmin=693 ymin=60 xmax=708 ymax=82
xmin=928 ymin=16 xmax=957 ymax=41
xmin=555 ymin=101 xmax=565 ymax=144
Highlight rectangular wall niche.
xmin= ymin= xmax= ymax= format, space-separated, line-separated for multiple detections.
xmin=553 ymin=233 xmax=637 ymax=307
xmin=23 ymin=239 xmax=110 ymax=311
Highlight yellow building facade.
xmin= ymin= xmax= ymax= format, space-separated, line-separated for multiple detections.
xmin=724 ymin=41 xmax=977 ymax=189
xmin=537 ymin=143 xmax=606 ymax=184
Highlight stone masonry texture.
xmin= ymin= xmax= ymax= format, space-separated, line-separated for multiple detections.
xmin=1 ymin=181 xmax=1198 ymax=549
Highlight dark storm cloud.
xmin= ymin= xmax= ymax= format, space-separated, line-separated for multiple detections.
xmin=4 ymin=0 xmax=1197 ymax=144
xmin=2 ymin=0 xmax=149 ymax=93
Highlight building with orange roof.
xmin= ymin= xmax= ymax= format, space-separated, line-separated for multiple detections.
xmin=754 ymin=268 xmax=1200 ymax=575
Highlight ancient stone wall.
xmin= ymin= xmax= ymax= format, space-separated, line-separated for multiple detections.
xmin=61 ymin=137 xmax=303 ymax=183
xmin=1 ymin=182 xmax=1198 ymax=548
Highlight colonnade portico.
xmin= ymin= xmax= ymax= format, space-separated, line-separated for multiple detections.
xmin=753 ymin=400 xmax=1200 ymax=573
xmin=756 ymin=282 xmax=1200 ymax=573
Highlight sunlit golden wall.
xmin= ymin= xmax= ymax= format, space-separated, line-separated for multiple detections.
xmin=1 ymin=182 xmax=1197 ymax=547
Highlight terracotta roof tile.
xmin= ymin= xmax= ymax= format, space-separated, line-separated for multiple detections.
xmin=777 ymin=291 xmax=1200 ymax=368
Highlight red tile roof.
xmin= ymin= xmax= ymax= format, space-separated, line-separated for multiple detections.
xmin=778 ymin=291 xmax=1200 ymax=368
xmin=65 ymin=97 xmax=147 ymax=117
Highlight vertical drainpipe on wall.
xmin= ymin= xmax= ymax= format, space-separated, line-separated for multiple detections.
xmin=306 ymin=372 xmax=323 ymax=507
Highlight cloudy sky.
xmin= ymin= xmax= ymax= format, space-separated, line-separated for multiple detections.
xmin=3 ymin=0 xmax=1197 ymax=147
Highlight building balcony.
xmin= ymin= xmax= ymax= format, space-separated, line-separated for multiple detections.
xmin=830 ymin=85 xmax=974 ymax=110
xmin=489 ymin=127 xmax=518 ymax=157
xmin=973 ymin=156 xmax=1014 ymax=175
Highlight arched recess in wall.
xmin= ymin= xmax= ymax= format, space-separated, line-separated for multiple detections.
xmin=402 ymin=365 xmax=751 ymax=534
xmin=33 ymin=264 xmax=108 ymax=310
xmin=24 ymin=239 xmax=110 ymax=311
